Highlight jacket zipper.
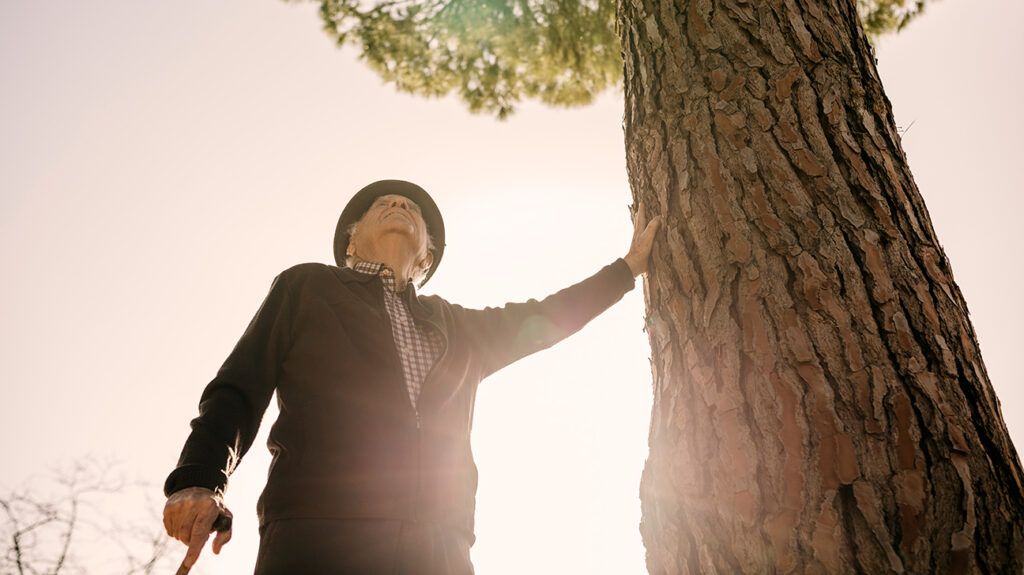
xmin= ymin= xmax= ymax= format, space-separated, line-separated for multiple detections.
xmin=415 ymin=409 xmax=422 ymax=521
xmin=415 ymin=315 xmax=448 ymax=522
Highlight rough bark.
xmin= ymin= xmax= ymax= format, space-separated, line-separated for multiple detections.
xmin=618 ymin=1 xmax=1024 ymax=573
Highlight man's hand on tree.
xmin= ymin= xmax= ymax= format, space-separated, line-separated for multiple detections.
xmin=163 ymin=486 xmax=234 ymax=571
xmin=624 ymin=200 xmax=662 ymax=277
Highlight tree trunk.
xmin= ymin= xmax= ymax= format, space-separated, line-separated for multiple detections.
xmin=617 ymin=1 xmax=1024 ymax=573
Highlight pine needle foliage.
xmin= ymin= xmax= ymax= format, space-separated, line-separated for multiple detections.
xmin=859 ymin=0 xmax=928 ymax=35
xmin=293 ymin=0 xmax=932 ymax=119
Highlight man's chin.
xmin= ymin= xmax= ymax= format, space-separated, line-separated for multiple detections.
xmin=383 ymin=211 xmax=415 ymax=224
xmin=377 ymin=225 xmax=419 ymax=242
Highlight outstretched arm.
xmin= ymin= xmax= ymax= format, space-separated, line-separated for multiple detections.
xmin=457 ymin=201 xmax=661 ymax=377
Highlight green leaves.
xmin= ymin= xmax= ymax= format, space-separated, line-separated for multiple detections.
xmin=859 ymin=0 xmax=929 ymax=36
xmin=308 ymin=0 xmax=619 ymax=118
xmin=302 ymin=0 xmax=930 ymax=119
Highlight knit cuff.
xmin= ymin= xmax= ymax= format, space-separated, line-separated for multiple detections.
xmin=163 ymin=464 xmax=228 ymax=498
xmin=610 ymin=258 xmax=637 ymax=292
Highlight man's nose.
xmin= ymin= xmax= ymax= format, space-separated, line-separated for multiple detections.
xmin=388 ymin=197 xmax=409 ymax=209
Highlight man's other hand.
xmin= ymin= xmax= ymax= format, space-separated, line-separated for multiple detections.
xmin=624 ymin=200 xmax=662 ymax=277
xmin=163 ymin=486 xmax=234 ymax=570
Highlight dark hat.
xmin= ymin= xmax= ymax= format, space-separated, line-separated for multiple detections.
xmin=334 ymin=179 xmax=446 ymax=287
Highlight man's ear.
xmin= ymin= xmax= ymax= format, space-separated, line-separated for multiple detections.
xmin=418 ymin=251 xmax=434 ymax=273
xmin=346 ymin=224 xmax=359 ymax=256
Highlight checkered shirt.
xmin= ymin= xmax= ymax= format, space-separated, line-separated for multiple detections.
xmin=352 ymin=261 xmax=445 ymax=412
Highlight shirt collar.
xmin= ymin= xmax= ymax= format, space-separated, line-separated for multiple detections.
xmin=352 ymin=260 xmax=406 ymax=294
xmin=345 ymin=261 xmax=436 ymax=321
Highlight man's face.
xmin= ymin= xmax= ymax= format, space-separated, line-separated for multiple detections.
xmin=351 ymin=193 xmax=432 ymax=262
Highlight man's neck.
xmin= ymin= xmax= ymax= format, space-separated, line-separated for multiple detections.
xmin=351 ymin=240 xmax=417 ymax=290
xmin=350 ymin=228 xmax=430 ymax=289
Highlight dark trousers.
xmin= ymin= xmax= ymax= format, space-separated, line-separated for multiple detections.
xmin=253 ymin=518 xmax=475 ymax=575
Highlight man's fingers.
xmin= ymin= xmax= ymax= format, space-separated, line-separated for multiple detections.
xmin=182 ymin=514 xmax=215 ymax=569
xmin=633 ymin=200 xmax=647 ymax=236
xmin=624 ymin=203 xmax=661 ymax=276
xmin=631 ymin=201 xmax=649 ymax=249
xmin=176 ymin=510 xmax=198 ymax=544
xmin=212 ymin=527 xmax=233 ymax=555
xmin=649 ymin=218 xmax=663 ymax=248
xmin=646 ymin=215 xmax=663 ymax=238
xmin=638 ymin=215 xmax=661 ymax=246
xmin=182 ymin=532 xmax=210 ymax=570
xmin=176 ymin=507 xmax=202 ymax=544
xmin=163 ymin=508 xmax=174 ymax=538
xmin=638 ymin=216 xmax=663 ymax=262
xmin=174 ymin=496 xmax=207 ymax=542
xmin=182 ymin=504 xmax=220 ymax=567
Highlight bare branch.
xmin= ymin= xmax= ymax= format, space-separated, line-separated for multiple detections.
xmin=1 ymin=457 xmax=175 ymax=575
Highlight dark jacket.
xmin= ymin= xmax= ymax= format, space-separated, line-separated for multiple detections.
xmin=164 ymin=258 xmax=635 ymax=537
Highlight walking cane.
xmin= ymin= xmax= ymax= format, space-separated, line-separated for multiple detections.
xmin=174 ymin=511 xmax=233 ymax=575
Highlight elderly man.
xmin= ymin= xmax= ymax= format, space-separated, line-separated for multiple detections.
xmin=163 ymin=179 xmax=661 ymax=574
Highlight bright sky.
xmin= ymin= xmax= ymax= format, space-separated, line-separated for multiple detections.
xmin=1 ymin=1 xmax=1021 ymax=573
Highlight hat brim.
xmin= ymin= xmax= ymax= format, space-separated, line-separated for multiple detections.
xmin=334 ymin=180 xmax=445 ymax=287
